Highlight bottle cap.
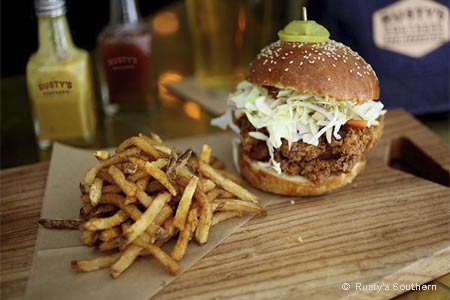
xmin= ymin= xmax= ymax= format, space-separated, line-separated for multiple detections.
xmin=35 ymin=0 xmax=66 ymax=17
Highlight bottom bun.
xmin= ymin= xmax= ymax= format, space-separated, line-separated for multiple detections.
xmin=238 ymin=148 xmax=366 ymax=196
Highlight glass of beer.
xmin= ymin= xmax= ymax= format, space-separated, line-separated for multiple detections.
xmin=186 ymin=0 xmax=272 ymax=90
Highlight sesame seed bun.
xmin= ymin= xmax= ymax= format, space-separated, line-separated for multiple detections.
xmin=247 ymin=40 xmax=379 ymax=103
xmin=238 ymin=146 xmax=366 ymax=196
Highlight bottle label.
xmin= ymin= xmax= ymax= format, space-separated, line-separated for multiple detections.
xmin=107 ymin=56 xmax=138 ymax=70
xmin=38 ymin=80 xmax=73 ymax=96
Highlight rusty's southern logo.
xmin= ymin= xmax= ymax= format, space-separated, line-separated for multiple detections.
xmin=373 ymin=0 xmax=450 ymax=58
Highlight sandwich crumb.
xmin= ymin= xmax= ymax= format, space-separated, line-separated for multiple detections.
xmin=290 ymin=200 xmax=295 ymax=205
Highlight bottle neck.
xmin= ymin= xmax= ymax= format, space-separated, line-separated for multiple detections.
xmin=110 ymin=0 xmax=141 ymax=25
xmin=37 ymin=15 xmax=76 ymax=58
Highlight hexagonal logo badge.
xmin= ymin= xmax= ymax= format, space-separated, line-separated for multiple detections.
xmin=373 ymin=0 xmax=450 ymax=58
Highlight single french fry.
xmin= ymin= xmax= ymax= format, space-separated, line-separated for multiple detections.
xmin=127 ymin=169 xmax=148 ymax=182
xmin=188 ymin=156 xmax=199 ymax=173
xmin=216 ymin=169 xmax=245 ymax=185
xmin=136 ymin=176 xmax=150 ymax=191
xmin=81 ymin=230 xmax=98 ymax=247
xmin=139 ymin=133 xmax=172 ymax=155
xmin=116 ymin=136 xmax=161 ymax=159
xmin=218 ymin=199 xmax=267 ymax=216
xmin=93 ymin=150 xmax=110 ymax=161
xmin=79 ymin=203 xmax=93 ymax=219
xmin=91 ymin=204 xmax=117 ymax=218
xmin=130 ymin=157 xmax=177 ymax=196
xmin=146 ymin=180 xmax=165 ymax=194
xmin=199 ymin=144 xmax=212 ymax=164
xmin=211 ymin=211 xmax=243 ymax=226
xmin=176 ymin=149 xmax=192 ymax=170
xmin=177 ymin=165 xmax=194 ymax=180
xmin=100 ymin=194 xmax=136 ymax=215
xmin=102 ymin=185 xmax=122 ymax=194
xmin=83 ymin=210 xmax=129 ymax=231
xmin=134 ymin=238 xmax=180 ymax=275
xmin=99 ymin=226 xmax=121 ymax=242
xmin=149 ymin=132 xmax=163 ymax=144
xmin=84 ymin=148 xmax=140 ymax=184
xmin=207 ymin=188 xmax=234 ymax=201
xmin=131 ymin=177 xmax=153 ymax=207
xmin=89 ymin=178 xmax=103 ymax=206
xmin=199 ymin=178 xmax=216 ymax=193
xmin=108 ymin=165 xmax=138 ymax=199
xmin=173 ymin=176 xmax=198 ymax=231
xmin=154 ymin=205 xmax=173 ymax=226
xmin=121 ymin=192 xmax=171 ymax=247
xmin=38 ymin=218 xmax=82 ymax=230
xmin=193 ymin=188 xmax=213 ymax=245
xmin=99 ymin=238 xmax=121 ymax=252
xmin=165 ymin=151 xmax=179 ymax=180
xmin=199 ymin=161 xmax=258 ymax=203
xmin=171 ymin=208 xmax=198 ymax=261
xmin=72 ymin=252 xmax=121 ymax=272
xmin=212 ymin=201 xmax=225 ymax=211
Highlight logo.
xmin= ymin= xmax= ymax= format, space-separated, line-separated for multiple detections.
xmin=107 ymin=56 xmax=138 ymax=70
xmin=38 ymin=80 xmax=73 ymax=96
xmin=372 ymin=0 xmax=450 ymax=57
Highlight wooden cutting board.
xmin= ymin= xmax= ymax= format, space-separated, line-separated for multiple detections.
xmin=1 ymin=109 xmax=449 ymax=300
xmin=155 ymin=109 xmax=450 ymax=300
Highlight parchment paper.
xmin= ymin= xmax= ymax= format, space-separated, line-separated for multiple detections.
xmin=25 ymin=132 xmax=278 ymax=300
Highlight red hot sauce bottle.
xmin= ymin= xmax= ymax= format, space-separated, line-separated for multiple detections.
xmin=97 ymin=0 xmax=153 ymax=115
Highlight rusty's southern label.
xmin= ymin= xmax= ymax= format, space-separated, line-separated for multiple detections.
xmin=372 ymin=0 xmax=450 ymax=58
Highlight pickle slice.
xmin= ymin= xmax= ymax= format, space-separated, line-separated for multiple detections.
xmin=278 ymin=20 xmax=330 ymax=43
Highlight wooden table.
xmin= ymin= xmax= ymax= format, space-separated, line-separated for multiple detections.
xmin=2 ymin=110 xmax=450 ymax=300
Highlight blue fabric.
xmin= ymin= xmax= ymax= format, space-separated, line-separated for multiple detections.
xmin=309 ymin=0 xmax=449 ymax=115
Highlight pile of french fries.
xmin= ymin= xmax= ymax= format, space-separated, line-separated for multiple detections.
xmin=70 ymin=133 xmax=266 ymax=277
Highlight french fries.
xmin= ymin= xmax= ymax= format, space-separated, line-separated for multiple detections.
xmin=38 ymin=218 xmax=82 ymax=230
xmin=193 ymin=188 xmax=213 ymax=245
xmin=67 ymin=134 xmax=266 ymax=278
xmin=171 ymin=207 xmax=198 ymax=261
xmin=173 ymin=176 xmax=198 ymax=231
xmin=134 ymin=238 xmax=180 ymax=275
xmin=89 ymin=178 xmax=103 ymax=206
xmin=83 ymin=210 xmax=129 ymax=231
xmin=121 ymin=192 xmax=171 ymax=247
xmin=199 ymin=162 xmax=258 ymax=204
xmin=72 ymin=253 xmax=121 ymax=272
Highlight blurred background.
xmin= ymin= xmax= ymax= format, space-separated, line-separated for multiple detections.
xmin=1 ymin=0 xmax=449 ymax=169
xmin=1 ymin=1 xmax=172 ymax=78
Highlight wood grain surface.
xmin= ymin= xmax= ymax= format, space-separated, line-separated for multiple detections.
xmin=1 ymin=110 xmax=449 ymax=300
xmin=1 ymin=163 xmax=48 ymax=300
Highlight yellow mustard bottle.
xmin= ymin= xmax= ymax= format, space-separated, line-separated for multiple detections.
xmin=27 ymin=0 xmax=96 ymax=149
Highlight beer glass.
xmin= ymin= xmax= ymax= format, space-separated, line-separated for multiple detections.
xmin=186 ymin=0 xmax=272 ymax=90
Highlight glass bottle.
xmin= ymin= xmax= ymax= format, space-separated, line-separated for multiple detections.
xmin=26 ymin=0 xmax=96 ymax=149
xmin=97 ymin=0 xmax=153 ymax=115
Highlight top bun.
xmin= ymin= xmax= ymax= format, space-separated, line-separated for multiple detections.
xmin=246 ymin=40 xmax=379 ymax=103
